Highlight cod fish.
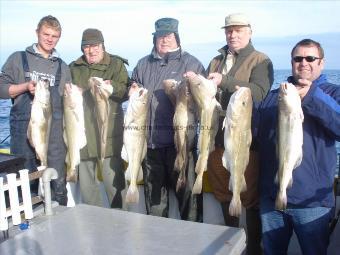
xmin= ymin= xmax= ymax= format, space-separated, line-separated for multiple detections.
xmin=27 ymin=79 xmax=51 ymax=168
xmin=123 ymin=87 xmax=148 ymax=203
xmin=163 ymin=79 xmax=197 ymax=192
xmin=188 ymin=74 xmax=221 ymax=194
xmin=222 ymin=87 xmax=252 ymax=217
xmin=88 ymin=77 xmax=113 ymax=162
xmin=63 ymin=83 xmax=87 ymax=182
xmin=275 ymin=82 xmax=304 ymax=210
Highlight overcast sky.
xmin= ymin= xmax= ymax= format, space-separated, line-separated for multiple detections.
xmin=1 ymin=0 xmax=340 ymax=69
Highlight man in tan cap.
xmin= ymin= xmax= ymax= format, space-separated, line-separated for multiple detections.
xmin=206 ymin=13 xmax=274 ymax=255
xmin=69 ymin=28 xmax=129 ymax=208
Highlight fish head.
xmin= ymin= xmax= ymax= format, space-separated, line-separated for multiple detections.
xmin=187 ymin=74 xmax=217 ymax=107
xmin=227 ymin=87 xmax=253 ymax=119
xmin=64 ymin=83 xmax=83 ymax=108
xmin=130 ymin=87 xmax=149 ymax=106
xmin=88 ymin=77 xmax=113 ymax=98
xmin=35 ymin=79 xmax=50 ymax=104
xmin=278 ymin=82 xmax=301 ymax=112
xmin=163 ymin=79 xmax=178 ymax=105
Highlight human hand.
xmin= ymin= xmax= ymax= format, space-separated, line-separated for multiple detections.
xmin=295 ymin=79 xmax=312 ymax=99
xmin=104 ymin=80 xmax=111 ymax=85
xmin=183 ymin=71 xmax=197 ymax=79
xmin=128 ymin=82 xmax=140 ymax=97
xmin=207 ymin=72 xmax=222 ymax=86
xmin=26 ymin=80 xmax=36 ymax=95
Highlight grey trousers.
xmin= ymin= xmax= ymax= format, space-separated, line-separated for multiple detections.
xmin=78 ymin=157 xmax=125 ymax=208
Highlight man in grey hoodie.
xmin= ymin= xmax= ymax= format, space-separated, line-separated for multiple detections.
xmin=0 ymin=15 xmax=71 ymax=205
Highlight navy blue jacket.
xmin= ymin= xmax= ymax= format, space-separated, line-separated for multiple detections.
xmin=131 ymin=48 xmax=205 ymax=149
xmin=254 ymin=74 xmax=340 ymax=208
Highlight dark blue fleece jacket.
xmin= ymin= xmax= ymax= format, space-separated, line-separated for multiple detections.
xmin=254 ymin=74 xmax=340 ymax=208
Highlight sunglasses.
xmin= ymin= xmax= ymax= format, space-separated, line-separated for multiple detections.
xmin=292 ymin=56 xmax=322 ymax=63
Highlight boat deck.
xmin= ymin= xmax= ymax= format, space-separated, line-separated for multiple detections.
xmin=0 ymin=204 xmax=246 ymax=255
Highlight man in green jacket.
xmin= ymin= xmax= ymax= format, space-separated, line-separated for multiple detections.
xmin=69 ymin=28 xmax=129 ymax=208
xmin=206 ymin=13 xmax=274 ymax=255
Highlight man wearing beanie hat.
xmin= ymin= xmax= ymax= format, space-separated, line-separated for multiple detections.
xmin=129 ymin=17 xmax=204 ymax=221
xmin=205 ymin=13 xmax=274 ymax=255
xmin=69 ymin=28 xmax=129 ymax=208
xmin=0 ymin=15 xmax=71 ymax=206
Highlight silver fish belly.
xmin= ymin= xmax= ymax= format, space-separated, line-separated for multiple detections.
xmin=276 ymin=82 xmax=304 ymax=210
xmin=163 ymin=79 xmax=197 ymax=192
xmin=188 ymin=74 xmax=220 ymax=194
xmin=222 ymin=87 xmax=252 ymax=217
xmin=63 ymin=83 xmax=86 ymax=182
xmin=27 ymin=79 xmax=51 ymax=168
xmin=123 ymin=87 xmax=148 ymax=203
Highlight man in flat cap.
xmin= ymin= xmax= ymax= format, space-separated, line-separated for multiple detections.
xmin=206 ymin=13 xmax=274 ymax=255
xmin=69 ymin=28 xmax=129 ymax=208
xmin=129 ymin=18 xmax=205 ymax=221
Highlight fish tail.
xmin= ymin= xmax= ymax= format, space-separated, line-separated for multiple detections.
xmin=176 ymin=173 xmax=186 ymax=192
xmin=229 ymin=195 xmax=242 ymax=217
xmin=126 ymin=184 xmax=139 ymax=204
xmin=275 ymin=191 xmax=287 ymax=210
xmin=192 ymin=174 xmax=203 ymax=194
xmin=66 ymin=167 xmax=78 ymax=183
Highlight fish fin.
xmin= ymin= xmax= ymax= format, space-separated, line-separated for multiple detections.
xmin=66 ymin=170 xmax=78 ymax=183
xmin=176 ymin=169 xmax=186 ymax=192
xmin=229 ymin=196 xmax=242 ymax=217
xmin=241 ymin=175 xmax=247 ymax=192
xmin=121 ymin=144 xmax=129 ymax=163
xmin=222 ymin=150 xmax=229 ymax=171
xmin=275 ymin=191 xmax=287 ymax=210
xmin=228 ymin=178 xmax=233 ymax=192
xmin=96 ymin=159 xmax=104 ymax=182
xmin=125 ymin=165 xmax=131 ymax=181
xmin=174 ymin=132 xmax=185 ymax=172
xmin=126 ymin=184 xmax=139 ymax=204
xmin=274 ymin=172 xmax=279 ymax=184
xmin=288 ymin=177 xmax=293 ymax=188
xmin=136 ymin=167 xmax=143 ymax=182
xmin=192 ymin=174 xmax=203 ymax=194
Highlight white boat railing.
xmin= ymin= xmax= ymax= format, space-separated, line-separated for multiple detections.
xmin=0 ymin=168 xmax=58 ymax=239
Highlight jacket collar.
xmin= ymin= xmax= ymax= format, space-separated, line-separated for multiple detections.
xmin=150 ymin=47 xmax=182 ymax=60
xmin=287 ymin=74 xmax=328 ymax=87
xmin=218 ymin=42 xmax=254 ymax=57
xmin=74 ymin=51 xmax=111 ymax=66
xmin=26 ymin=44 xmax=59 ymax=60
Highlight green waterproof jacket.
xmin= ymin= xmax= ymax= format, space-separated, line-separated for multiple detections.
xmin=69 ymin=52 xmax=129 ymax=160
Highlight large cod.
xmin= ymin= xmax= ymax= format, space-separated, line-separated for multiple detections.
xmin=222 ymin=87 xmax=252 ymax=217
xmin=187 ymin=74 xmax=220 ymax=194
xmin=63 ymin=83 xmax=87 ymax=182
xmin=163 ymin=79 xmax=197 ymax=192
xmin=27 ymin=79 xmax=51 ymax=168
xmin=123 ymin=87 xmax=149 ymax=203
xmin=276 ymin=82 xmax=304 ymax=210
xmin=88 ymin=77 xmax=113 ymax=162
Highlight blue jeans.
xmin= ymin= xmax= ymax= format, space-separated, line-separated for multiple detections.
xmin=260 ymin=199 xmax=332 ymax=255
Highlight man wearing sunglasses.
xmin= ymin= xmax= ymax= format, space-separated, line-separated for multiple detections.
xmin=254 ymin=39 xmax=340 ymax=254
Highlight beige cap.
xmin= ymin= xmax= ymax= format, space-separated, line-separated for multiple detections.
xmin=221 ymin=13 xmax=251 ymax=28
